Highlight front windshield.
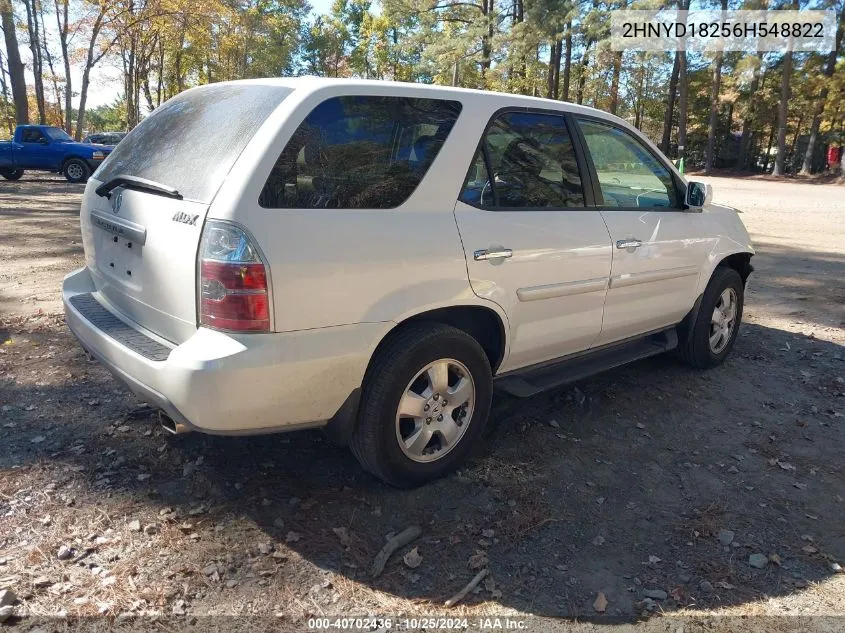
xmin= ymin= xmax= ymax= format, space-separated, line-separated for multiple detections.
xmin=44 ymin=127 xmax=73 ymax=142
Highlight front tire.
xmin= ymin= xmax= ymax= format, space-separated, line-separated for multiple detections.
xmin=63 ymin=159 xmax=90 ymax=183
xmin=1 ymin=168 xmax=23 ymax=181
xmin=350 ymin=323 xmax=493 ymax=488
xmin=678 ymin=267 xmax=744 ymax=368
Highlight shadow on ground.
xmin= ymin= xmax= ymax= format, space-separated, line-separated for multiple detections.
xmin=747 ymin=240 xmax=845 ymax=330
xmin=2 ymin=317 xmax=843 ymax=619
xmin=1 ymin=224 xmax=844 ymax=620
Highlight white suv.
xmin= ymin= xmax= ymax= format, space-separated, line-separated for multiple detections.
xmin=63 ymin=78 xmax=754 ymax=487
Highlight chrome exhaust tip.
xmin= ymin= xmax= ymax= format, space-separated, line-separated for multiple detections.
xmin=158 ymin=411 xmax=190 ymax=435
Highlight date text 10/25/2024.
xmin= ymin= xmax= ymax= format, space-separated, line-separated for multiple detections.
xmin=307 ymin=617 xmax=528 ymax=630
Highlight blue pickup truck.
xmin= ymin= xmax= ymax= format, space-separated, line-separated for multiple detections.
xmin=0 ymin=125 xmax=113 ymax=183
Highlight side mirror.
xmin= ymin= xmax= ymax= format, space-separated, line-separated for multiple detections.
xmin=685 ymin=181 xmax=712 ymax=209
xmin=39 ymin=138 xmax=49 ymax=145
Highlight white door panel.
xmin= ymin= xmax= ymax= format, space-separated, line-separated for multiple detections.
xmin=597 ymin=210 xmax=714 ymax=344
xmin=575 ymin=116 xmax=713 ymax=345
xmin=454 ymin=201 xmax=612 ymax=372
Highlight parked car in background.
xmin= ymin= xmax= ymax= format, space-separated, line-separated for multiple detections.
xmin=0 ymin=125 xmax=112 ymax=182
xmin=83 ymin=132 xmax=126 ymax=146
xmin=63 ymin=78 xmax=754 ymax=487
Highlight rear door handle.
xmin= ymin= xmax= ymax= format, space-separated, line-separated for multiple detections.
xmin=616 ymin=239 xmax=642 ymax=249
xmin=474 ymin=248 xmax=513 ymax=261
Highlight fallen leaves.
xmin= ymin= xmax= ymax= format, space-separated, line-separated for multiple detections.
xmin=468 ymin=551 xmax=489 ymax=571
xmin=593 ymin=592 xmax=608 ymax=613
xmin=403 ymin=547 xmax=422 ymax=569
xmin=332 ymin=527 xmax=350 ymax=548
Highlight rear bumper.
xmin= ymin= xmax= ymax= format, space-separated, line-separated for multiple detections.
xmin=62 ymin=267 xmax=389 ymax=434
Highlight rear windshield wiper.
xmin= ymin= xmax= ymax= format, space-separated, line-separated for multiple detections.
xmin=95 ymin=175 xmax=182 ymax=200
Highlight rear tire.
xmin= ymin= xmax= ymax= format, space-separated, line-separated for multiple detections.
xmin=678 ymin=267 xmax=744 ymax=369
xmin=1 ymin=168 xmax=23 ymax=181
xmin=63 ymin=159 xmax=90 ymax=183
xmin=350 ymin=323 xmax=493 ymax=488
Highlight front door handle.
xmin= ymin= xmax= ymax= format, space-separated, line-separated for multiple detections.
xmin=474 ymin=248 xmax=513 ymax=261
xmin=616 ymin=239 xmax=643 ymax=249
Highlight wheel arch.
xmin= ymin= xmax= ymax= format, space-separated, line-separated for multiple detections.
xmin=715 ymin=251 xmax=754 ymax=286
xmin=695 ymin=247 xmax=754 ymax=296
xmin=324 ymin=303 xmax=510 ymax=446
xmin=681 ymin=251 xmax=752 ymax=349
xmin=399 ymin=304 xmax=508 ymax=374
xmin=61 ymin=154 xmax=88 ymax=168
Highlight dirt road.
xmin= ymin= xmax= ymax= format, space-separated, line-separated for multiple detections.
xmin=1 ymin=174 xmax=843 ymax=629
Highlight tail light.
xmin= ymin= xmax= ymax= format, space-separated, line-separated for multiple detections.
xmin=198 ymin=220 xmax=270 ymax=332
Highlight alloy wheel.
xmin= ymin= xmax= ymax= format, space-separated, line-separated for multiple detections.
xmin=709 ymin=287 xmax=738 ymax=354
xmin=395 ymin=358 xmax=475 ymax=463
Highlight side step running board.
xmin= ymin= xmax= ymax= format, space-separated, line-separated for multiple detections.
xmin=495 ymin=329 xmax=678 ymax=398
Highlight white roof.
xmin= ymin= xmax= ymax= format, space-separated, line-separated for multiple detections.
xmin=207 ymin=76 xmax=622 ymax=125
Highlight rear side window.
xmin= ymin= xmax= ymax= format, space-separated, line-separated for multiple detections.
xmin=21 ymin=129 xmax=46 ymax=143
xmin=259 ymin=96 xmax=462 ymax=209
xmin=95 ymin=84 xmax=292 ymax=203
xmin=460 ymin=111 xmax=585 ymax=210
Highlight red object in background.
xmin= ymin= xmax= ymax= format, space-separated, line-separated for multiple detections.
xmin=827 ymin=145 xmax=841 ymax=169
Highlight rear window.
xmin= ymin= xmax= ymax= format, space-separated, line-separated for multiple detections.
xmin=95 ymin=84 xmax=292 ymax=203
xmin=259 ymin=95 xmax=462 ymax=209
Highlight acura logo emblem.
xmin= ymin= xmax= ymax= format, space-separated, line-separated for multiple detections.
xmin=111 ymin=190 xmax=123 ymax=214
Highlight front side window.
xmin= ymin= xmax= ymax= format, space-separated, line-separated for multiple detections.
xmin=460 ymin=111 xmax=585 ymax=210
xmin=578 ymin=119 xmax=678 ymax=209
xmin=259 ymin=96 xmax=462 ymax=209
xmin=43 ymin=127 xmax=73 ymax=142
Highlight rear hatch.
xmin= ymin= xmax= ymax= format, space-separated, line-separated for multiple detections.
xmin=80 ymin=83 xmax=292 ymax=344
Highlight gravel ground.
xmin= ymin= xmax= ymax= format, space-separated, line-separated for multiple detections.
xmin=0 ymin=174 xmax=843 ymax=631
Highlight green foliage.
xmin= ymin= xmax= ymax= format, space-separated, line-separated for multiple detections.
xmin=83 ymin=99 xmax=128 ymax=132
xmin=5 ymin=0 xmax=841 ymax=173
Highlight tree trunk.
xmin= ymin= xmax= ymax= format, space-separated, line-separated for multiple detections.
xmin=771 ymin=49 xmax=792 ymax=176
xmin=576 ymin=41 xmax=592 ymax=105
xmin=736 ymin=52 xmax=765 ymax=170
xmin=634 ymin=53 xmax=646 ymax=129
xmin=704 ymin=55 xmax=723 ymax=174
xmin=561 ymin=21 xmax=572 ymax=101
xmin=552 ymin=38 xmax=561 ymax=98
xmin=802 ymin=102 xmax=826 ymax=175
xmin=675 ymin=0 xmax=690 ymax=167
xmin=800 ymin=8 xmax=843 ymax=174
xmin=41 ymin=18 xmax=64 ymax=128
xmin=0 ymin=46 xmax=11 ymax=133
xmin=513 ymin=0 xmax=525 ymax=92
xmin=0 ymin=0 xmax=28 ymax=124
xmin=23 ymin=0 xmax=46 ymax=123
xmin=787 ymin=112 xmax=803 ymax=168
xmin=762 ymin=121 xmax=776 ymax=173
xmin=677 ymin=50 xmax=688 ymax=167
xmin=608 ymin=51 xmax=622 ymax=115
xmin=74 ymin=10 xmax=105 ymax=139
xmin=547 ymin=40 xmax=558 ymax=99
xmin=660 ymin=52 xmax=680 ymax=154
xmin=480 ymin=0 xmax=493 ymax=85
xmin=54 ymin=0 xmax=73 ymax=133
xmin=157 ymin=38 xmax=164 ymax=106
xmin=608 ymin=0 xmax=627 ymax=115
xmin=704 ymin=0 xmax=727 ymax=174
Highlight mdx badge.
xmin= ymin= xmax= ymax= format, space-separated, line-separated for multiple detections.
xmin=172 ymin=211 xmax=199 ymax=226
